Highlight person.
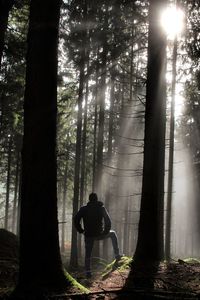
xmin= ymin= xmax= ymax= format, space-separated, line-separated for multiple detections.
xmin=74 ymin=192 xmax=123 ymax=278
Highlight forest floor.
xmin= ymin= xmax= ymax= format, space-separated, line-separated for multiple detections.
xmin=1 ymin=256 xmax=200 ymax=299
xmin=68 ymin=257 xmax=200 ymax=299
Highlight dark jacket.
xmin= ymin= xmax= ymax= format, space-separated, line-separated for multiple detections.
xmin=74 ymin=200 xmax=111 ymax=237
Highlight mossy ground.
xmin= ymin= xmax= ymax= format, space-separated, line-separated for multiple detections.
xmin=63 ymin=269 xmax=89 ymax=294
xmin=1 ymin=257 xmax=200 ymax=299
xmin=101 ymin=256 xmax=132 ymax=278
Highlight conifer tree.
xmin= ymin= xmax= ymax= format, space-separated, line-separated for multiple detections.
xmin=13 ymin=0 xmax=72 ymax=295
xmin=134 ymin=0 xmax=167 ymax=263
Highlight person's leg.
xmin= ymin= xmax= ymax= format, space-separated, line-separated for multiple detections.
xmin=99 ymin=230 xmax=122 ymax=259
xmin=84 ymin=236 xmax=94 ymax=277
xmin=106 ymin=230 xmax=120 ymax=258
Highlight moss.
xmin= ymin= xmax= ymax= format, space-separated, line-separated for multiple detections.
xmin=183 ymin=257 xmax=200 ymax=264
xmin=101 ymin=256 xmax=132 ymax=278
xmin=64 ymin=270 xmax=90 ymax=293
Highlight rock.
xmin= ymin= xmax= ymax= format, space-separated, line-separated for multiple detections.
xmin=0 ymin=229 xmax=19 ymax=261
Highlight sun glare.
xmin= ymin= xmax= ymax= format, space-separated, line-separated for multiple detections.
xmin=161 ymin=6 xmax=184 ymax=39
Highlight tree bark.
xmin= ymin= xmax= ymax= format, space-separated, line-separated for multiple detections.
xmin=134 ymin=0 xmax=167 ymax=263
xmin=80 ymin=62 xmax=89 ymax=208
xmin=12 ymin=149 xmax=20 ymax=233
xmin=17 ymin=0 xmax=69 ymax=291
xmin=78 ymin=62 xmax=89 ymax=259
xmin=61 ymin=158 xmax=68 ymax=254
xmin=5 ymin=135 xmax=12 ymax=230
xmin=92 ymin=65 xmax=99 ymax=191
xmin=94 ymin=44 xmax=107 ymax=196
xmin=103 ymin=68 xmax=115 ymax=259
xmin=70 ymin=57 xmax=84 ymax=268
xmin=165 ymin=36 xmax=177 ymax=260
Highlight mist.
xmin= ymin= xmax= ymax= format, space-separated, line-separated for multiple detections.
xmin=171 ymin=139 xmax=200 ymax=258
xmin=99 ymin=93 xmax=145 ymax=259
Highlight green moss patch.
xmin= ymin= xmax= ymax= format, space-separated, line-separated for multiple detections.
xmin=183 ymin=257 xmax=200 ymax=264
xmin=101 ymin=256 xmax=132 ymax=279
xmin=64 ymin=270 xmax=90 ymax=293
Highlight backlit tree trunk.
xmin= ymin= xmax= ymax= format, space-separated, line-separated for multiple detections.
xmin=134 ymin=0 xmax=167 ymax=263
xmin=165 ymin=36 xmax=178 ymax=260
xmin=61 ymin=158 xmax=68 ymax=254
xmin=70 ymin=56 xmax=84 ymax=268
xmin=5 ymin=135 xmax=12 ymax=230
xmin=103 ymin=68 xmax=115 ymax=259
xmin=92 ymin=65 xmax=99 ymax=191
xmin=12 ymin=149 xmax=20 ymax=233
xmin=17 ymin=0 xmax=69 ymax=292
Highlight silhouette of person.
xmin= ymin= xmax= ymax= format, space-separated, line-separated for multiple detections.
xmin=74 ymin=192 xmax=123 ymax=278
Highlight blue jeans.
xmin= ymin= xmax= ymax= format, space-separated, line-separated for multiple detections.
xmin=84 ymin=230 xmax=120 ymax=273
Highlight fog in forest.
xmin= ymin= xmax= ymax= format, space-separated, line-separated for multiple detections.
xmin=58 ymin=89 xmax=200 ymax=263
xmin=171 ymin=140 xmax=200 ymax=258
xmin=101 ymin=96 xmax=144 ymax=258
xmin=88 ymin=122 xmax=200 ymax=261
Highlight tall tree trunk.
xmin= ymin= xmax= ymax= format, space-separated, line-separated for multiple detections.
xmin=16 ymin=165 xmax=22 ymax=236
xmin=134 ymin=0 xmax=167 ymax=263
xmin=61 ymin=158 xmax=68 ymax=254
xmin=93 ymin=43 xmax=107 ymax=261
xmin=92 ymin=65 xmax=99 ymax=191
xmin=80 ymin=63 xmax=89 ymax=208
xmin=78 ymin=63 xmax=89 ymax=259
xmin=103 ymin=68 xmax=115 ymax=259
xmin=17 ymin=0 xmax=69 ymax=292
xmin=123 ymin=199 xmax=129 ymax=255
xmin=94 ymin=44 xmax=107 ymax=196
xmin=70 ymin=57 xmax=84 ymax=269
xmin=0 ymin=0 xmax=14 ymax=69
xmin=5 ymin=135 xmax=12 ymax=230
xmin=12 ymin=150 xmax=20 ymax=233
xmin=165 ymin=36 xmax=177 ymax=260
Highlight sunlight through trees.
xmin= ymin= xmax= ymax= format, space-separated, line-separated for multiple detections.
xmin=0 ymin=0 xmax=200 ymax=297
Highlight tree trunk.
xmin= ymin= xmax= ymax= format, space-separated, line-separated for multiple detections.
xmin=103 ymin=68 xmax=115 ymax=259
xmin=94 ymin=44 xmax=107 ymax=196
xmin=17 ymin=0 xmax=69 ymax=292
xmin=5 ymin=135 xmax=12 ymax=230
xmin=61 ymin=158 xmax=68 ymax=254
xmin=123 ymin=199 xmax=129 ymax=255
xmin=134 ymin=0 xmax=167 ymax=263
xmin=78 ymin=62 xmax=89 ymax=259
xmin=165 ymin=36 xmax=177 ymax=260
xmin=93 ymin=43 xmax=107 ymax=261
xmin=16 ymin=165 xmax=22 ymax=236
xmin=70 ymin=57 xmax=84 ymax=269
xmin=12 ymin=150 xmax=20 ymax=233
xmin=80 ymin=62 xmax=89 ymax=208
xmin=92 ymin=65 xmax=99 ymax=191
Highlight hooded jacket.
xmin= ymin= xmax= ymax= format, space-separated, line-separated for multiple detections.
xmin=74 ymin=200 xmax=111 ymax=237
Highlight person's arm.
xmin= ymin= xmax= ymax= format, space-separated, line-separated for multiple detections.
xmin=102 ymin=207 xmax=111 ymax=235
xmin=74 ymin=208 xmax=84 ymax=233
